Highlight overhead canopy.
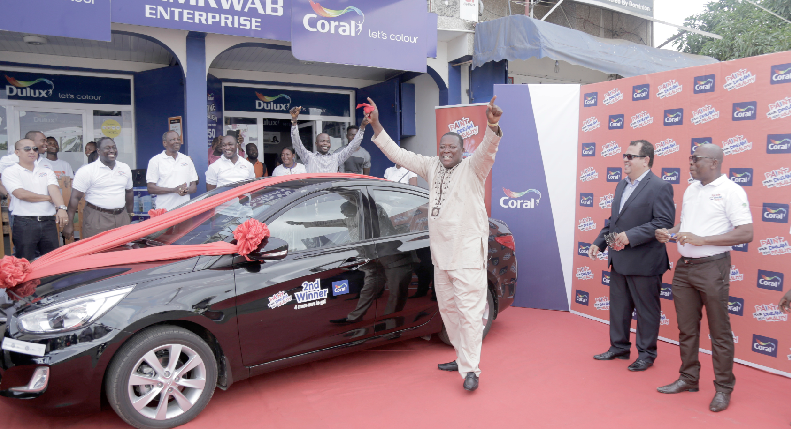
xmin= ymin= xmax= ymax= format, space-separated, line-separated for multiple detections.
xmin=473 ymin=15 xmax=717 ymax=77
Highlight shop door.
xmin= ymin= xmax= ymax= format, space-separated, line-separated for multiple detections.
xmin=15 ymin=107 xmax=87 ymax=173
xmin=356 ymin=78 xmax=400 ymax=179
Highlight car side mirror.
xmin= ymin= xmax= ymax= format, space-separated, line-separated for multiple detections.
xmin=248 ymin=237 xmax=289 ymax=261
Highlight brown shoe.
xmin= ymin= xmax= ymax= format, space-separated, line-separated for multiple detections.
xmin=657 ymin=379 xmax=700 ymax=394
xmin=709 ymin=391 xmax=731 ymax=412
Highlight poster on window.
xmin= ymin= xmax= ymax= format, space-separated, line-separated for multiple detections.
xmin=460 ymin=0 xmax=478 ymax=22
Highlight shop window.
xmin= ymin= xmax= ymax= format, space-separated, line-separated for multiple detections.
xmin=0 ymin=105 xmax=7 ymax=152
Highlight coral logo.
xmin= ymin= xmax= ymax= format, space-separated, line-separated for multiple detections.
xmin=771 ymin=63 xmax=791 ymax=85
xmin=580 ymin=193 xmax=593 ymax=207
xmin=661 ymin=168 xmax=680 ymax=184
xmin=691 ymin=137 xmax=711 ymax=154
xmin=575 ymin=290 xmax=589 ymax=305
xmin=500 ymin=188 xmax=540 ymax=209
xmin=763 ymin=203 xmax=789 ymax=223
xmin=767 ymin=133 xmax=791 ymax=154
xmin=632 ymin=84 xmax=649 ymax=101
xmin=757 ymin=269 xmax=784 ymax=291
xmin=303 ymin=0 xmax=364 ymax=35
xmin=608 ymin=114 xmax=624 ymax=130
xmin=732 ymin=242 xmax=749 ymax=252
xmin=5 ymin=75 xmax=54 ymax=98
xmin=255 ymin=92 xmax=292 ymax=111
xmin=732 ymin=101 xmax=757 ymax=121
xmin=693 ymin=74 xmax=716 ymax=94
xmin=601 ymin=271 xmax=610 ymax=286
xmin=729 ymin=168 xmax=753 ymax=186
xmin=660 ymin=283 xmax=673 ymax=300
xmin=581 ymin=142 xmax=595 ymax=157
xmin=577 ymin=242 xmax=591 ymax=257
xmin=664 ymin=108 xmax=684 ymax=126
xmin=753 ymin=335 xmax=778 ymax=357
xmin=332 ymin=280 xmax=350 ymax=296
xmin=606 ymin=167 xmax=622 ymax=182
xmin=728 ymin=296 xmax=744 ymax=316
xmin=584 ymin=92 xmax=598 ymax=107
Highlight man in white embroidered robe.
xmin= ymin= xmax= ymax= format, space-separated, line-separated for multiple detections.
xmin=364 ymin=96 xmax=503 ymax=392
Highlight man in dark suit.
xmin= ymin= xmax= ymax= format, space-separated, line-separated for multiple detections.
xmin=588 ymin=140 xmax=675 ymax=372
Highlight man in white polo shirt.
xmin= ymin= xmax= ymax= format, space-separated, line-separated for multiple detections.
xmin=63 ymin=137 xmax=134 ymax=239
xmin=206 ymin=135 xmax=255 ymax=191
xmin=146 ymin=130 xmax=199 ymax=211
xmin=654 ymin=144 xmax=753 ymax=413
xmin=0 ymin=131 xmax=55 ymax=227
xmin=1 ymin=139 xmax=68 ymax=260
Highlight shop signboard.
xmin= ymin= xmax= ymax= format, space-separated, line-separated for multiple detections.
xmin=0 ymin=70 xmax=131 ymax=105
xmin=290 ymin=0 xmax=427 ymax=73
xmin=223 ymin=85 xmax=351 ymax=117
xmin=0 ymin=0 xmax=111 ymax=41
xmin=575 ymin=0 xmax=654 ymax=18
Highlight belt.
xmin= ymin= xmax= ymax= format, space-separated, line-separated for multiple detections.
xmin=16 ymin=215 xmax=55 ymax=222
xmin=680 ymin=252 xmax=729 ymax=265
xmin=86 ymin=202 xmax=126 ymax=215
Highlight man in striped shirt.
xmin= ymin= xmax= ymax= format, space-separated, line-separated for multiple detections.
xmin=289 ymin=107 xmax=368 ymax=173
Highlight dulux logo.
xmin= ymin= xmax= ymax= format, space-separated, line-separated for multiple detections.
xmin=763 ymin=203 xmax=789 ymax=223
xmin=661 ymin=168 xmax=680 ymax=184
xmin=580 ymin=193 xmax=593 ymax=207
xmin=500 ymin=188 xmax=541 ymax=209
xmin=767 ymin=133 xmax=791 ymax=154
xmin=584 ymin=92 xmax=598 ymax=107
xmin=660 ymin=283 xmax=673 ymax=300
xmin=601 ymin=271 xmax=610 ymax=286
xmin=608 ymin=114 xmax=624 ymax=130
xmin=732 ymin=101 xmax=757 ymax=121
xmin=691 ymin=137 xmax=711 ymax=154
xmin=575 ymin=290 xmax=590 ymax=305
xmin=632 ymin=84 xmax=649 ymax=101
xmin=728 ymin=296 xmax=744 ymax=316
xmin=4 ymin=75 xmax=54 ymax=98
xmin=757 ymin=269 xmax=784 ymax=291
xmin=732 ymin=242 xmax=749 ymax=252
xmin=729 ymin=168 xmax=753 ymax=186
xmin=693 ymin=74 xmax=716 ymax=94
xmin=752 ymin=334 xmax=778 ymax=357
xmin=303 ymin=0 xmax=364 ymax=35
xmin=771 ymin=63 xmax=791 ymax=85
xmin=664 ymin=108 xmax=684 ymax=126
xmin=255 ymin=92 xmax=291 ymax=111
xmin=577 ymin=242 xmax=591 ymax=257
xmin=606 ymin=167 xmax=622 ymax=182
xmin=582 ymin=142 xmax=596 ymax=157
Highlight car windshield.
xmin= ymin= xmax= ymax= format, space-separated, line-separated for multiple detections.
xmin=141 ymin=186 xmax=296 ymax=246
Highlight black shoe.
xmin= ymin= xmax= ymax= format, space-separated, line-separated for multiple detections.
xmin=709 ymin=391 xmax=731 ymax=412
xmin=593 ymin=350 xmax=630 ymax=360
xmin=463 ymin=373 xmax=478 ymax=391
xmin=627 ymin=359 xmax=654 ymax=372
xmin=657 ymin=379 xmax=700 ymax=394
xmin=438 ymin=361 xmax=458 ymax=372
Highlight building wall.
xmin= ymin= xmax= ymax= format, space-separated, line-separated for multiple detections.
xmin=134 ymin=65 xmax=185 ymax=168
xmin=509 ymin=56 xmax=610 ymax=85
xmin=400 ymin=73 xmax=439 ymax=188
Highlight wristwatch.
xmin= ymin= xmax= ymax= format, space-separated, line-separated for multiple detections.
xmin=57 ymin=205 xmax=67 ymax=211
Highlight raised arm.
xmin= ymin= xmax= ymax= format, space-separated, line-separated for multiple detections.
xmin=289 ymin=106 xmax=312 ymax=165
xmin=469 ymin=96 xmax=503 ymax=180
xmin=365 ymin=98 xmax=432 ymax=180
xmin=332 ymin=119 xmax=368 ymax=165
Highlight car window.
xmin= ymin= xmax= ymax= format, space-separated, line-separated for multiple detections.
xmin=267 ymin=190 xmax=365 ymax=252
xmin=370 ymin=189 xmax=429 ymax=237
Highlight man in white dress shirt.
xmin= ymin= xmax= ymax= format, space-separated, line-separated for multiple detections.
xmin=289 ymin=107 xmax=368 ymax=173
xmin=146 ymin=130 xmax=199 ymax=211
xmin=271 ymin=147 xmax=307 ymax=177
xmin=365 ymin=96 xmax=503 ymax=392
xmin=206 ymin=135 xmax=255 ymax=190
xmin=63 ymin=137 xmax=134 ymax=239
xmin=384 ymin=164 xmax=418 ymax=186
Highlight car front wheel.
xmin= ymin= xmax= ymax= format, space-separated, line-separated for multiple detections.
xmin=105 ymin=326 xmax=218 ymax=429
xmin=438 ymin=288 xmax=495 ymax=346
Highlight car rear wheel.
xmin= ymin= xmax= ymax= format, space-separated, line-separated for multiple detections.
xmin=105 ymin=326 xmax=218 ymax=429
xmin=438 ymin=288 xmax=495 ymax=346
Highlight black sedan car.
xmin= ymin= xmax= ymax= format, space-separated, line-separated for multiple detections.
xmin=0 ymin=177 xmax=516 ymax=429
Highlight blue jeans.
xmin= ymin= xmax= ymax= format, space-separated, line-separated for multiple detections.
xmin=12 ymin=216 xmax=59 ymax=261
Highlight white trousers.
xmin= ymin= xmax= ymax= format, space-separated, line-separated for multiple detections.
xmin=434 ymin=267 xmax=488 ymax=378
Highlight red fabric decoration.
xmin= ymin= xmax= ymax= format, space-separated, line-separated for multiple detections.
xmin=148 ymin=208 xmax=167 ymax=217
xmin=356 ymin=103 xmax=375 ymax=114
xmin=0 ymin=256 xmax=32 ymax=289
xmin=7 ymin=279 xmax=40 ymax=301
xmin=233 ymin=219 xmax=271 ymax=260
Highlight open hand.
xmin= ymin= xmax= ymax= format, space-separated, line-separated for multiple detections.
xmin=55 ymin=209 xmax=68 ymax=227
xmin=486 ymin=95 xmax=503 ymax=125
xmin=290 ymin=106 xmax=301 ymax=121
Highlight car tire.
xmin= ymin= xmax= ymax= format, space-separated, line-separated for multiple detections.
xmin=438 ymin=288 xmax=495 ymax=347
xmin=105 ymin=326 xmax=218 ymax=429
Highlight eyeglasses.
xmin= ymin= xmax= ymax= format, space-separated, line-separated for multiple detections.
xmin=622 ymin=154 xmax=647 ymax=160
xmin=19 ymin=146 xmax=39 ymax=152
xmin=689 ymin=155 xmax=715 ymax=163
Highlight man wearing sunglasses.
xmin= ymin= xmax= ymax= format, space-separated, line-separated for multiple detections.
xmin=654 ymin=144 xmax=752 ymax=413
xmin=589 ymin=140 xmax=675 ymax=373
xmin=0 ymin=131 xmax=55 ymax=228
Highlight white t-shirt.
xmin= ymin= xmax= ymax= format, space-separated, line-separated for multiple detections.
xmin=206 ymin=156 xmax=255 ymax=187
xmin=146 ymin=151 xmax=199 ymax=211
xmin=271 ymin=163 xmax=307 ymax=177
xmin=0 ymin=154 xmax=19 ymax=174
xmin=1 ymin=162 xmax=58 ymax=216
xmin=677 ymin=174 xmax=753 ymax=258
xmin=46 ymin=158 xmax=74 ymax=179
xmin=384 ymin=165 xmax=417 ymax=184
xmin=73 ymin=160 xmax=134 ymax=209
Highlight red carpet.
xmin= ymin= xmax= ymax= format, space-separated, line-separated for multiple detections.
xmin=3 ymin=308 xmax=790 ymax=428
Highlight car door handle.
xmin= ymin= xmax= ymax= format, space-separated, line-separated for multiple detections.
xmin=338 ymin=257 xmax=370 ymax=269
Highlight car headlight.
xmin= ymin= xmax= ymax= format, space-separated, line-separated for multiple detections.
xmin=17 ymin=286 xmax=135 ymax=334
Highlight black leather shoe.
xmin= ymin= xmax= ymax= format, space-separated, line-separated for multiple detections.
xmin=438 ymin=361 xmax=458 ymax=372
xmin=627 ymin=359 xmax=653 ymax=372
xmin=593 ymin=350 xmax=630 ymax=360
xmin=463 ymin=373 xmax=478 ymax=391
xmin=657 ymin=379 xmax=699 ymax=394
xmin=709 ymin=391 xmax=731 ymax=412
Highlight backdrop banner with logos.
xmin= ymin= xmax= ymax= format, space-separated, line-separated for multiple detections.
xmin=571 ymin=50 xmax=791 ymax=377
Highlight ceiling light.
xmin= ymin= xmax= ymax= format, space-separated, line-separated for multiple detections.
xmin=23 ymin=35 xmax=48 ymax=45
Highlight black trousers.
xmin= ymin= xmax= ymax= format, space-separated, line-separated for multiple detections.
xmin=608 ymin=264 xmax=662 ymax=362
xmin=12 ymin=216 xmax=59 ymax=261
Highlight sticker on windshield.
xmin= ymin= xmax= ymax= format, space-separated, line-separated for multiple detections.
xmin=332 ymin=280 xmax=349 ymax=296
xmin=268 ymin=291 xmax=293 ymax=309
xmin=294 ymin=279 xmax=328 ymax=310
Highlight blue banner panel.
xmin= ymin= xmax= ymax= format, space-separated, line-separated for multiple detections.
xmin=291 ymin=0 xmax=427 ymax=73
xmin=0 ymin=70 xmax=131 ymax=105
xmin=208 ymin=74 xmax=223 ymax=147
xmin=112 ymin=0 xmax=291 ymax=42
xmin=0 ymin=0 xmax=111 ymax=41
xmin=223 ymin=85 xmax=350 ymax=117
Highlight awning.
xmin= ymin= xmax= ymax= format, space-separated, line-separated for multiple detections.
xmin=472 ymin=15 xmax=718 ymax=77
